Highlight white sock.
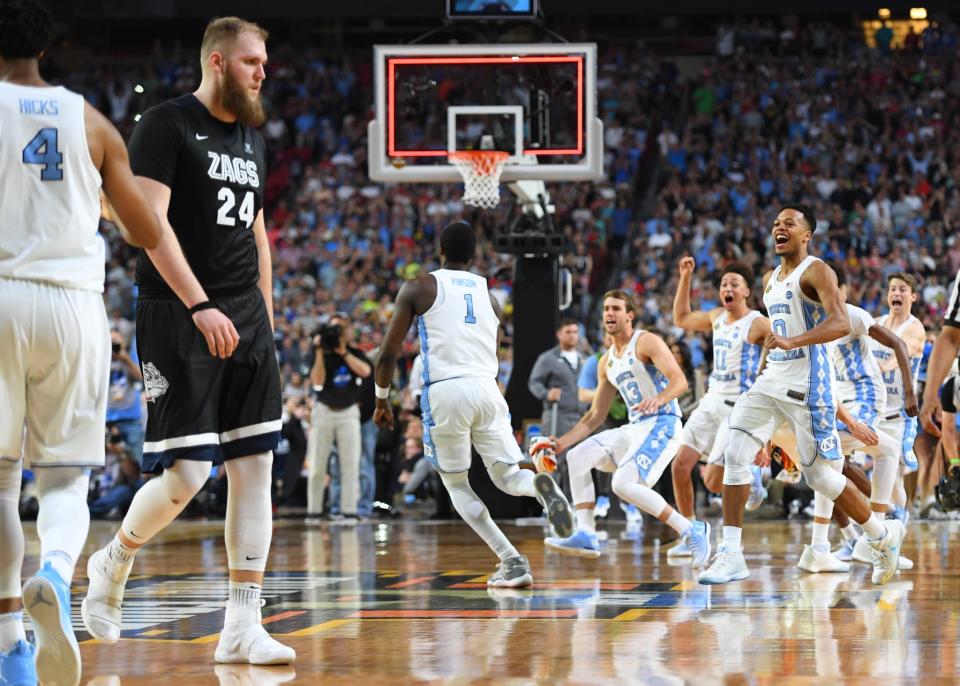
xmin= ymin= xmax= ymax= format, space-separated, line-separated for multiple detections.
xmin=666 ymin=511 xmax=692 ymax=535
xmin=862 ymin=514 xmax=887 ymax=541
xmin=576 ymin=508 xmax=596 ymax=533
xmin=722 ymin=526 xmax=742 ymax=552
xmin=841 ymin=523 xmax=859 ymax=543
xmin=811 ymin=522 xmax=830 ymax=552
xmin=225 ymin=581 xmax=262 ymax=625
xmin=106 ymin=536 xmax=137 ymax=578
xmin=0 ymin=611 xmax=26 ymax=652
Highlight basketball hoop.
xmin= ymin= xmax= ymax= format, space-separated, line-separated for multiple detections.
xmin=449 ymin=150 xmax=510 ymax=209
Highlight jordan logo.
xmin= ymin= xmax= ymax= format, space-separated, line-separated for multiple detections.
xmin=142 ymin=362 xmax=169 ymax=402
xmin=30 ymin=586 xmax=54 ymax=609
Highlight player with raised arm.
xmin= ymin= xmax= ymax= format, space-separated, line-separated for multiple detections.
xmin=797 ymin=262 xmax=916 ymax=573
xmin=0 ymin=1 xmax=162 ymax=683
xmin=374 ymin=221 xmax=573 ymax=588
xmin=668 ymin=258 xmax=768 ymax=558
xmin=697 ymin=205 xmax=904 ymax=586
xmin=537 ymin=290 xmax=712 ymax=566
xmin=82 ymin=17 xmax=295 ymax=666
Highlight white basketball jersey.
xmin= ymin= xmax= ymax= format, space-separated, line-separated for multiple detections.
xmin=0 ymin=83 xmax=103 ymax=291
xmin=416 ymin=269 xmax=499 ymax=386
xmin=871 ymin=313 xmax=922 ymax=414
xmin=605 ymin=330 xmax=682 ymax=423
xmin=708 ymin=310 xmax=763 ymax=397
xmin=758 ymin=255 xmax=837 ymax=409
xmin=832 ymin=304 xmax=886 ymax=414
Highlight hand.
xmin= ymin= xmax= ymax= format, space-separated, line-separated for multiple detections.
xmin=374 ymin=398 xmax=394 ymax=429
xmin=764 ymin=333 xmax=795 ymax=351
xmin=920 ymin=400 xmax=942 ymax=437
xmin=192 ymin=308 xmax=239 ymax=359
xmin=529 ymin=436 xmax=558 ymax=473
xmin=850 ymin=421 xmax=879 ymax=447
xmin=335 ymin=338 xmax=348 ymax=356
xmin=904 ymin=391 xmax=919 ymax=418
xmin=546 ymin=388 xmax=562 ymax=403
xmin=753 ymin=444 xmax=771 ymax=468
xmin=636 ymin=396 xmax=663 ymax=415
xmin=678 ymin=256 xmax=695 ymax=277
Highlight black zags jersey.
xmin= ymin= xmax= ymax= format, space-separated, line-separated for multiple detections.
xmin=130 ymin=94 xmax=267 ymax=297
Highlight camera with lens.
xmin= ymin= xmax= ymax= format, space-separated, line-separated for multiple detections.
xmin=317 ymin=322 xmax=343 ymax=352
xmin=112 ymin=342 xmax=121 ymax=355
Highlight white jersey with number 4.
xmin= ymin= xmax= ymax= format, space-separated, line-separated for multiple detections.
xmin=417 ymin=268 xmax=499 ymax=386
xmin=0 ymin=83 xmax=103 ymax=291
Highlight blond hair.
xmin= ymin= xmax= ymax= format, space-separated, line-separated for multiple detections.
xmin=200 ymin=17 xmax=268 ymax=67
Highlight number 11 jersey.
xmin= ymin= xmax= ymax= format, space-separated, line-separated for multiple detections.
xmin=130 ymin=94 xmax=266 ymax=297
xmin=0 ymin=83 xmax=103 ymax=291
xmin=416 ymin=269 xmax=500 ymax=386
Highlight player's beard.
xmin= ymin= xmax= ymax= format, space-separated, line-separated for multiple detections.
xmin=220 ymin=67 xmax=265 ymax=127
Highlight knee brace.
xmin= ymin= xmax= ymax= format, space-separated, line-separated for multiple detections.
xmin=802 ymin=458 xmax=846 ymax=501
xmin=722 ymin=428 xmax=761 ymax=486
xmin=441 ymin=470 xmax=488 ymax=521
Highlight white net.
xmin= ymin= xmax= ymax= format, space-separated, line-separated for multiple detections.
xmin=449 ymin=151 xmax=509 ymax=209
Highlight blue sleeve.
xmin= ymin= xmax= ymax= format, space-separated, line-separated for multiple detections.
xmin=578 ymin=355 xmax=599 ymax=390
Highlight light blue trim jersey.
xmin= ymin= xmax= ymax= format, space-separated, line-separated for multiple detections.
xmin=831 ymin=304 xmax=886 ymax=427
xmin=870 ymin=313 xmax=923 ymax=415
xmin=604 ymin=330 xmax=682 ymax=423
xmin=707 ymin=309 xmax=763 ymax=397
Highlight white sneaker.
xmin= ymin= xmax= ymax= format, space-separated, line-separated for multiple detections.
xmin=898 ymin=555 xmax=914 ymax=571
xmin=698 ymin=545 xmax=750 ymax=585
xmin=852 ymin=534 xmax=911 ymax=570
xmin=213 ymin=664 xmax=297 ymax=686
xmin=797 ymin=544 xmax=850 ymax=573
xmin=215 ymin=606 xmax=296 ymax=665
xmin=869 ymin=520 xmax=905 ymax=585
xmin=81 ymin=548 xmax=128 ymax=643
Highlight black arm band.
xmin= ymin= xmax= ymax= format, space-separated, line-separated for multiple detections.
xmin=188 ymin=301 xmax=217 ymax=315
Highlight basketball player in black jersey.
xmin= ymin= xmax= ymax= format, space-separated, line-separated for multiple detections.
xmin=82 ymin=17 xmax=295 ymax=665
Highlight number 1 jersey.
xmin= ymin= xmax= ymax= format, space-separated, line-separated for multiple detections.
xmin=0 ymin=83 xmax=103 ymax=291
xmin=416 ymin=269 xmax=500 ymax=386
xmin=130 ymin=94 xmax=266 ymax=297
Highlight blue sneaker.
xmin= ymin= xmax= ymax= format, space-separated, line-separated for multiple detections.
xmin=23 ymin=563 xmax=80 ymax=686
xmin=666 ymin=538 xmax=692 ymax=558
xmin=834 ymin=539 xmax=856 ymax=562
xmin=544 ymin=529 xmax=601 ymax=559
xmin=0 ymin=640 xmax=36 ymax=686
xmin=682 ymin=521 xmax=712 ymax=567
xmin=745 ymin=465 xmax=767 ymax=512
xmin=595 ymin=496 xmax=611 ymax=519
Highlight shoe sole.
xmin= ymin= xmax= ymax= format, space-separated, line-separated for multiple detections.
xmin=698 ymin=569 xmax=750 ymax=585
xmin=797 ymin=562 xmax=850 ymax=573
xmin=666 ymin=549 xmax=692 ymax=558
xmin=80 ymin=552 xmax=121 ymax=643
xmin=692 ymin=522 xmax=712 ymax=568
xmin=487 ymin=572 xmax=533 ymax=589
xmin=544 ymin=539 xmax=601 ymax=559
xmin=23 ymin=576 xmax=81 ymax=686
xmin=533 ymin=473 xmax=574 ymax=538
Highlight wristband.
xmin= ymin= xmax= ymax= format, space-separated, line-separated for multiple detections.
xmin=189 ymin=301 xmax=217 ymax=315
xmin=375 ymin=384 xmax=390 ymax=400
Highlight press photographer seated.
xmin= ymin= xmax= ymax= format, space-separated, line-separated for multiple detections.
xmin=306 ymin=314 xmax=372 ymax=519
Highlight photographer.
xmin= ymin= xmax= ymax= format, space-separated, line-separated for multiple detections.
xmin=106 ymin=329 xmax=145 ymax=464
xmin=306 ymin=314 xmax=372 ymax=518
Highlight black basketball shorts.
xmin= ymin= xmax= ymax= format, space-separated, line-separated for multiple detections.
xmin=136 ymin=287 xmax=281 ymax=473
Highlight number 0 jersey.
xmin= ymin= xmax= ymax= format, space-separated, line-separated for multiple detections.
xmin=417 ymin=269 xmax=500 ymax=386
xmin=605 ymin=330 xmax=681 ymax=423
xmin=0 ymin=83 xmax=103 ymax=291
xmin=130 ymin=94 xmax=267 ymax=297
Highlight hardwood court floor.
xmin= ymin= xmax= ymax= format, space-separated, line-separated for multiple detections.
xmin=20 ymin=516 xmax=960 ymax=684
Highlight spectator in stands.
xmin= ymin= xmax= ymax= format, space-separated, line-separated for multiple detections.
xmin=106 ymin=329 xmax=145 ymax=464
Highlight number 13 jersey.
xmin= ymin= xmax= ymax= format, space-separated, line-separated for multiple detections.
xmin=605 ymin=330 xmax=681 ymax=423
xmin=416 ymin=269 xmax=500 ymax=386
xmin=0 ymin=83 xmax=103 ymax=291
xmin=130 ymin=94 xmax=266 ymax=297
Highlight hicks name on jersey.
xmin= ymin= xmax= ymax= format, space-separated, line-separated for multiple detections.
xmin=18 ymin=98 xmax=59 ymax=116
xmin=207 ymin=151 xmax=260 ymax=188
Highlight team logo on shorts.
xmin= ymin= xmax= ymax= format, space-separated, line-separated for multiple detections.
xmin=142 ymin=362 xmax=169 ymax=402
xmin=818 ymin=436 xmax=836 ymax=454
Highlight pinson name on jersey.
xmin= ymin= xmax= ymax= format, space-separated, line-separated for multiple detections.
xmin=207 ymin=152 xmax=260 ymax=187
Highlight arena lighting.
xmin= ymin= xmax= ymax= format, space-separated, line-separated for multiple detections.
xmin=134 ymin=84 xmax=144 ymax=93
xmin=134 ymin=113 xmax=141 ymax=121
xmin=878 ymin=8 xmax=891 ymax=18
xmin=910 ymin=7 xmax=927 ymax=19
